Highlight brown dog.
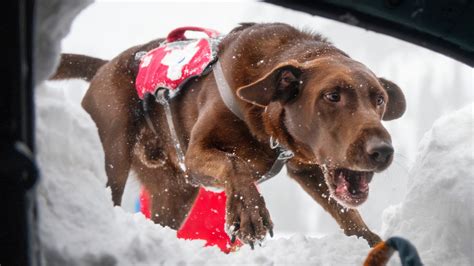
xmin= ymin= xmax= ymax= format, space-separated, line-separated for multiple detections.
xmin=52 ymin=23 xmax=406 ymax=248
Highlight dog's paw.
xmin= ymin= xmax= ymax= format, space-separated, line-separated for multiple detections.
xmin=225 ymin=184 xmax=273 ymax=249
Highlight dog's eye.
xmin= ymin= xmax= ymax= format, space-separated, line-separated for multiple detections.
xmin=324 ymin=92 xmax=341 ymax=102
xmin=376 ymin=95 xmax=385 ymax=106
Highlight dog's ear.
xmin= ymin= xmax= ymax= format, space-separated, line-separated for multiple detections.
xmin=237 ymin=62 xmax=303 ymax=107
xmin=379 ymin=78 xmax=406 ymax=121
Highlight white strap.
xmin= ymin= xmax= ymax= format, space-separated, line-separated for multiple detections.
xmin=213 ymin=60 xmax=245 ymax=120
xmin=156 ymin=89 xmax=187 ymax=172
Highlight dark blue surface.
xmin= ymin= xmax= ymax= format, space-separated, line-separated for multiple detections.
xmin=386 ymin=236 xmax=423 ymax=266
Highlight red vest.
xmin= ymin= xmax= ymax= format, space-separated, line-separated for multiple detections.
xmin=135 ymin=27 xmax=220 ymax=99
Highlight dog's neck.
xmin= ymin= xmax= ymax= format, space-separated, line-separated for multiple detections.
xmin=213 ymin=56 xmax=316 ymax=165
xmin=261 ymin=102 xmax=317 ymax=165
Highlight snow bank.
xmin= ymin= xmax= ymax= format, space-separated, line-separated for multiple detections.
xmin=37 ymin=79 xmax=473 ymax=265
xmin=37 ymin=80 xmax=370 ymax=265
xmin=36 ymin=81 xmax=218 ymax=265
xmin=382 ymin=104 xmax=474 ymax=265
xmin=35 ymin=0 xmax=92 ymax=84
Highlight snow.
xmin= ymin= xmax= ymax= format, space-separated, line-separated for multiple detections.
xmin=35 ymin=1 xmax=473 ymax=265
xmin=35 ymin=0 xmax=92 ymax=84
xmin=36 ymin=81 xmax=473 ymax=265
xmin=382 ymin=104 xmax=474 ymax=266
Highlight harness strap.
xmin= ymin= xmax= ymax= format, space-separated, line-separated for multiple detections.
xmin=155 ymin=89 xmax=187 ymax=173
xmin=143 ymin=93 xmax=158 ymax=135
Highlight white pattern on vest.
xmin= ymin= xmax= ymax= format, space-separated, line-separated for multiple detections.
xmin=161 ymin=41 xmax=199 ymax=81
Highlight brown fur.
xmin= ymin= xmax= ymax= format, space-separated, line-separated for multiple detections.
xmin=51 ymin=23 xmax=406 ymax=248
xmin=51 ymin=54 xmax=108 ymax=82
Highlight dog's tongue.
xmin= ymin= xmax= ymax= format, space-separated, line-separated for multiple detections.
xmin=335 ymin=172 xmax=349 ymax=194
xmin=335 ymin=171 xmax=369 ymax=194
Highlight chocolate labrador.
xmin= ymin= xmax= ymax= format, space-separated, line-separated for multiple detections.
xmin=51 ymin=23 xmax=406 ymax=248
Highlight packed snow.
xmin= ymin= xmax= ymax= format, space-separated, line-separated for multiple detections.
xmin=35 ymin=1 xmax=473 ymax=265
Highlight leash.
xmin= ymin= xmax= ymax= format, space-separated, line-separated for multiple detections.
xmin=364 ymin=236 xmax=423 ymax=266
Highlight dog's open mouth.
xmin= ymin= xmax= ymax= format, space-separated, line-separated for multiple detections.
xmin=324 ymin=168 xmax=374 ymax=208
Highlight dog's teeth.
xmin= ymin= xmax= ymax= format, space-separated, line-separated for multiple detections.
xmin=337 ymin=172 xmax=345 ymax=182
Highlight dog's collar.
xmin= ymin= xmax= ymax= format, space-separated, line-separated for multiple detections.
xmin=213 ymin=60 xmax=245 ymax=120
xmin=256 ymin=136 xmax=294 ymax=184
xmin=213 ymin=60 xmax=294 ymax=183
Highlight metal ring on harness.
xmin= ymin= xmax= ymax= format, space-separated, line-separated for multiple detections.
xmin=278 ymin=150 xmax=295 ymax=161
xmin=269 ymin=136 xmax=279 ymax=150
xmin=155 ymin=87 xmax=171 ymax=105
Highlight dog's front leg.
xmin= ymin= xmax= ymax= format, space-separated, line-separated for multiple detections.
xmin=287 ymin=161 xmax=382 ymax=247
xmin=186 ymin=140 xmax=273 ymax=248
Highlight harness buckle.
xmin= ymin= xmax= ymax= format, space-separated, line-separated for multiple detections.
xmin=155 ymin=88 xmax=170 ymax=105
xmin=278 ymin=150 xmax=294 ymax=161
xmin=134 ymin=51 xmax=147 ymax=61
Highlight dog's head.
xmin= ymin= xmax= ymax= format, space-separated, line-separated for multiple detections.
xmin=237 ymin=55 xmax=406 ymax=208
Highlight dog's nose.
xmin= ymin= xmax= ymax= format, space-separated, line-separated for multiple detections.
xmin=366 ymin=138 xmax=394 ymax=165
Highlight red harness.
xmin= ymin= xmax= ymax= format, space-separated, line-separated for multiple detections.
xmin=135 ymin=27 xmax=241 ymax=253
xmin=135 ymin=27 xmax=220 ymax=99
